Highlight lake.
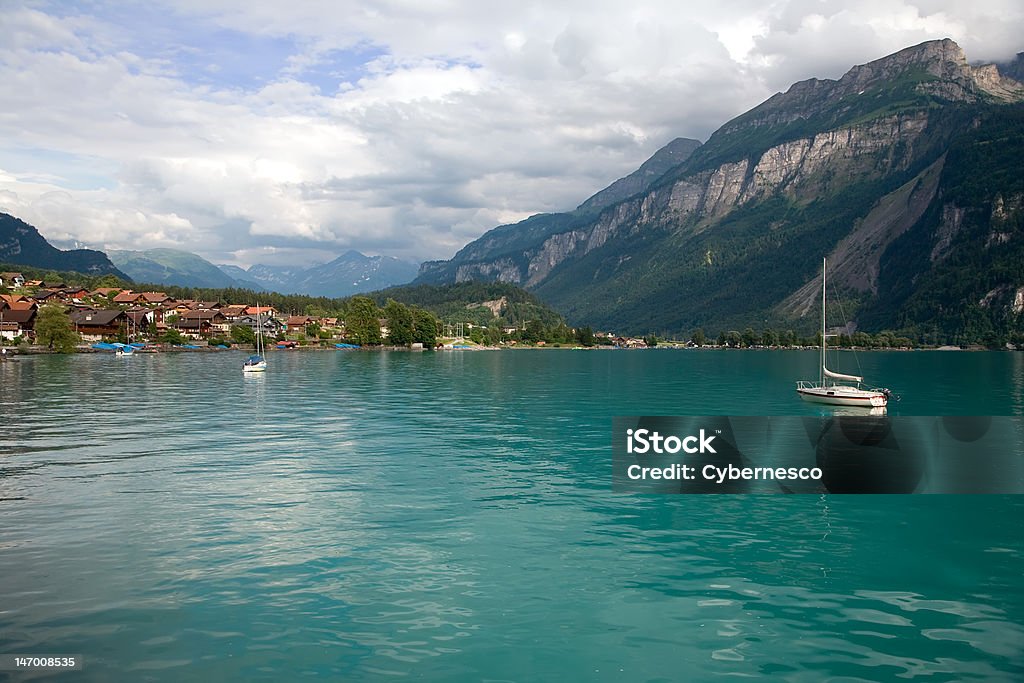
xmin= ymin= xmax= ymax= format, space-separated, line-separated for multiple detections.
xmin=1 ymin=349 xmax=1022 ymax=681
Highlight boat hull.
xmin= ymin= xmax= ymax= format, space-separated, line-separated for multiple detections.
xmin=797 ymin=386 xmax=887 ymax=407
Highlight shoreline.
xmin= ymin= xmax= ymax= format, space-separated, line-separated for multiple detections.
xmin=2 ymin=343 xmax=1016 ymax=356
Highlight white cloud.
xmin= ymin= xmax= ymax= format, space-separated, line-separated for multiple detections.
xmin=0 ymin=1 xmax=1020 ymax=267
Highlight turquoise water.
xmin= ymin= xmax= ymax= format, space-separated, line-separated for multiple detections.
xmin=1 ymin=349 xmax=1022 ymax=681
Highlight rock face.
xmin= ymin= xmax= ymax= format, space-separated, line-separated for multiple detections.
xmin=577 ymin=138 xmax=702 ymax=213
xmin=418 ymin=39 xmax=1024 ymax=336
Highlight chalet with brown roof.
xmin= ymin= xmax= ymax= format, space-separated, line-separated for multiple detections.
xmin=40 ymin=280 xmax=67 ymax=289
xmin=220 ymin=304 xmax=247 ymax=321
xmin=90 ymin=287 xmax=123 ymax=298
xmin=69 ymin=309 xmax=127 ymax=341
xmin=165 ymin=302 xmax=194 ymax=319
xmin=0 ymin=308 xmax=36 ymax=340
xmin=286 ymin=315 xmax=312 ymax=333
xmin=177 ymin=309 xmax=228 ymax=337
xmin=1 ymin=294 xmax=33 ymax=310
xmin=113 ymin=290 xmax=146 ymax=304
xmin=61 ymin=287 xmax=90 ymax=302
xmin=141 ymin=292 xmax=172 ymax=304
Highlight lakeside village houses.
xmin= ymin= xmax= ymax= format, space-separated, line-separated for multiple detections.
xmin=0 ymin=280 xmax=328 ymax=344
xmin=1 ymin=274 xmax=648 ymax=348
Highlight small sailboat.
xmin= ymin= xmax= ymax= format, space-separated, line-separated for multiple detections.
xmin=243 ymin=304 xmax=268 ymax=373
xmin=796 ymin=258 xmax=893 ymax=408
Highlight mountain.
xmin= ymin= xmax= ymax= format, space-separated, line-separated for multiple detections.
xmin=416 ymin=39 xmax=1024 ymax=342
xmin=108 ymin=248 xmax=257 ymax=289
xmin=577 ymin=137 xmax=702 ymax=214
xmin=0 ymin=212 xmax=129 ymax=280
xmin=213 ymin=264 xmax=266 ymax=291
xmin=239 ymin=251 xmax=420 ymax=298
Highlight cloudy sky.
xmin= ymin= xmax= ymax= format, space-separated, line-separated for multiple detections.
xmin=1 ymin=1 xmax=1021 ymax=268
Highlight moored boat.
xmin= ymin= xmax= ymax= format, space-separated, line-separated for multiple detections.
xmin=796 ymin=258 xmax=893 ymax=408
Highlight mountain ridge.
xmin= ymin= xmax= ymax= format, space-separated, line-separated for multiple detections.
xmin=415 ymin=39 xmax=1024 ymax=342
xmin=229 ymin=251 xmax=420 ymax=298
xmin=0 ymin=213 xmax=130 ymax=280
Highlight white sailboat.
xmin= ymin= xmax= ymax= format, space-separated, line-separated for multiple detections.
xmin=796 ymin=258 xmax=892 ymax=408
xmin=243 ymin=304 xmax=268 ymax=373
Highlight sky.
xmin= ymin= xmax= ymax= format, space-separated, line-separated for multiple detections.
xmin=0 ymin=1 xmax=1021 ymax=269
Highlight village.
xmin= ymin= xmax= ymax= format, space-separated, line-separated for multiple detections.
xmin=1 ymin=271 xmax=337 ymax=345
xmin=0 ymin=270 xmax=657 ymax=350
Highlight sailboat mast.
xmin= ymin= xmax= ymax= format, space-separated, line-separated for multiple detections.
xmin=821 ymin=257 xmax=826 ymax=387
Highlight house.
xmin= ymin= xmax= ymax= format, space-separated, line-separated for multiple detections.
xmin=0 ymin=308 xmax=36 ymax=340
xmin=1 ymin=294 xmax=34 ymax=311
xmin=237 ymin=313 xmax=284 ymax=337
xmin=40 ymin=280 xmax=67 ymax=289
xmin=613 ymin=336 xmax=648 ymax=349
xmin=90 ymin=287 xmax=123 ymax=298
xmin=220 ymin=304 xmax=248 ymax=322
xmin=113 ymin=290 xmax=147 ymax=305
xmin=0 ymin=272 xmax=25 ymax=288
xmin=177 ymin=309 xmax=228 ymax=337
xmin=244 ymin=305 xmax=277 ymax=316
xmin=32 ymin=289 xmax=63 ymax=303
xmin=125 ymin=309 xmax=156 ymax=331
xmin=286 ymin=315 xmax=313 ymax=333
xmin=60 ymin=287 xmax=91 ymax=302
xmin=141 ymin=292 xmax=173 ymax=305
xmin=69 ymin=309 xmax=127 ymax=341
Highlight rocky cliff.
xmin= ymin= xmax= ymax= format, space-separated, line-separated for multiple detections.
xmin=418 ymin=40 xmax=1024 ymax=340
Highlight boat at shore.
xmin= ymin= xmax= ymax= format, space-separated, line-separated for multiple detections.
xmin=796 ymin=258 xmax=893 ymax=408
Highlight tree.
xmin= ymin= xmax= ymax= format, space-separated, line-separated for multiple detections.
xmin=522 ymin=319 xmax=546 ymax=343
xmin=231 ymin=325 xmax=256 ymax=345
xmin=35 ymin=304 xmax=79 ymax=352
xmin=160 ymin=328 xmax=186 ymax=345
xmin=384 ymin=299 xmax=414 ymax=346
xmin=94 ymin=274 xmax=127 ymax=288
xmin=346 ymin=296 xmax=382 ymax=345
xmin=762 ymin=328 xmax=778 ymax=347
xmin=692 ymin=328 xmax=706 ymax=347
xmin=575 ymin=325 xmax=596 ymax=347
xmin=411 ymin=307 xmax=438 ymax=346
xmin=741 ymin=327 xmax=759 ymax=347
